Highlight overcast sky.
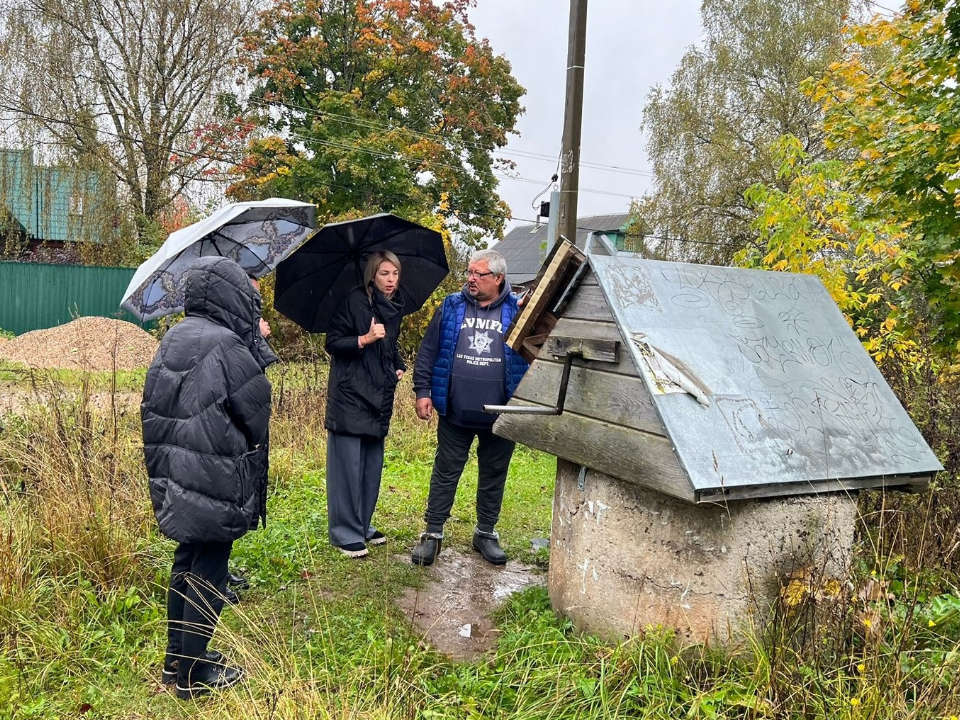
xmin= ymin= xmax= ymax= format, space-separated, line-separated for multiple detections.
xmin=468 ymin=0 xmax=702 ymax=234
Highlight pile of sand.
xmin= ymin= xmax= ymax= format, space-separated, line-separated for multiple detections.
xmin=0 ymin=317 xmax=158 ymax=371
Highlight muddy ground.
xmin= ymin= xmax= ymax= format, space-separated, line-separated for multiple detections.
xmin=397 ymin=550 xmax=546 ymax=660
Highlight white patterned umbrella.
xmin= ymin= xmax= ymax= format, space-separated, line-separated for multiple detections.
xmin=120 ymin=198 xmax=316 ymax=320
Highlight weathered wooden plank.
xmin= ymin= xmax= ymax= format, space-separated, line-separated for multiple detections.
xmin=521 ymin=333 xmax=551 ymax=360
xmin=580 ymin=269 xmax=598 ymax=286
xmin=512 ymin=359 xmax=665 ymax=436
xmin=494 ymin=403 xmax=692 ymax=502
xmin=543 ymin=336 xmax=619 ymax=363
xmin=563 ymin=284 xmax=615 ymax=322
xmin=506 ymin=240 xmax=585 ymax=356
xmin=549 ymin=316 xmax=621 ymax=342
xmin=539 ymin=318 xmax=639 ymax=376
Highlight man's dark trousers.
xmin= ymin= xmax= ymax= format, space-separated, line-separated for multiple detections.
xmin=166 ymin=540 xmax=233 ymax=677
xmin=424 ymin=416 xmax=516 ymax=534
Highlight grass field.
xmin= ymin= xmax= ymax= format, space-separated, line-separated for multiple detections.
xmin=1 ymin=362 xmax=958 ymax=719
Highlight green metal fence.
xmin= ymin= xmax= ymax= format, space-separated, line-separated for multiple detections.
xmin=0 ymin=261 xmax=145 ymax=335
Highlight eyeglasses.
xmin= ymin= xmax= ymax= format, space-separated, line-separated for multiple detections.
xmin=466 ymin=269 xmax=495 ymax=279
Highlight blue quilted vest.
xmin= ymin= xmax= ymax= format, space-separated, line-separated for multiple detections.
xmin=431 ymin=292 xmax=528 ymax=416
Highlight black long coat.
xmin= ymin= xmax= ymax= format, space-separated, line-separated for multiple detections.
xmin=324 ymin=286 xmax=406 ymax=439
xmin=141 ymin=257 xmax=272 ymax=544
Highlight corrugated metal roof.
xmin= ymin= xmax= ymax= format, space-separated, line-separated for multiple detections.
xmin=589 ymin=255 xmax=943 ymax=499
xmin=494 ymin=213 xmax=634 ymax=284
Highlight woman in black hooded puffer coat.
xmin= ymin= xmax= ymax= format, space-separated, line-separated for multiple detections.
xmin=324 ymin=250 xmax=406 ymax=557
xmin=141 ymin=256 xmax=271 ymax=699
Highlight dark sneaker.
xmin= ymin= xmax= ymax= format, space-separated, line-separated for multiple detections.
xmin=411 ymin=533 xmax=443 ymax=566
xmin=226 ymin=571 xmax=250 ymax=590
xmin=473 ymin=530 xmax=507 ymax=566
xmin=161 ymin=650 xmax=224 ymax=685
xmin=336 ymin=542 xmax=369 ymax=558
xmin=175 ymin=660 xmax=244 ymax=700
xmin=224 ymin=586 xmax=240 ymax=605
xmin=367 ymin=531 xmax=387 ymax=546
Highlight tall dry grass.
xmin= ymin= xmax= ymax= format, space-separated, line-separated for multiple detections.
xmin=0 ymin=369 xmax=154 ymax=605
xmin=0 ymin=349 xmax=958 ymax=717
xmin=875 ymin=360 xmax=960 ymax=576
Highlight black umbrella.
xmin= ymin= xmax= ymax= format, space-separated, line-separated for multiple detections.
xmin=274 ymin=213 xmax=449 ymax=332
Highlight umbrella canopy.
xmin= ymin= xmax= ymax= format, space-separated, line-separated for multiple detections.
xmin=120 ymin=198 xmax=316 ymax=321
xmin=274 ymin=213 xmax=448 ymax=333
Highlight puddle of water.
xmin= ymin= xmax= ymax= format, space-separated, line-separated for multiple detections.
xmin=396 ymin=549 xmax=546 ymax=661
xmin=492 ymin=578 xmax=529 ymax=602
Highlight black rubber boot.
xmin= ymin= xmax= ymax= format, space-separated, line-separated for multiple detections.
xmin=472 ymin=529 xmax=507 ymax=565
xmin=226 ymin=571 xmax=250 ymax=590
xmin=411 ymin=532 xmax=443 ymax=566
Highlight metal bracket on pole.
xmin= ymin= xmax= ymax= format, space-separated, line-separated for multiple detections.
xmin=545 ymin=189 xmax=560 ymax=254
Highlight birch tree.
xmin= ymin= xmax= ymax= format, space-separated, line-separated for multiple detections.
xmin=638 ymin=0 xmax=863 ymax=263
xmin=0 ymin=0 xmax=259 ymax=237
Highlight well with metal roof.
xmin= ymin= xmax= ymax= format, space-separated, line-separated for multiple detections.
xmin=493 ymin=243 xmax=942 ymax=642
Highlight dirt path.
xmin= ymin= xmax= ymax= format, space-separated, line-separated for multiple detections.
xmin=0 ymin=383 xmax=140 ymax=415
xmin=397 ymin=550 xmax=546 ymax=660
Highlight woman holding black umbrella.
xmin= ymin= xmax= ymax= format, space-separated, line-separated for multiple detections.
xmin=324 ymin=251 xmax=406 ymax=557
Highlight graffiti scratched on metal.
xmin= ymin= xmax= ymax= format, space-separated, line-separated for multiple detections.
xmin=589 ymin=256 xmax=943 ymax=495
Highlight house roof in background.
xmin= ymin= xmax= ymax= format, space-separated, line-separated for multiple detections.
xmin=493 ymin=212 xmax=634 ymax=284
xmin=0 ymin=148 xmax=108 ymax=242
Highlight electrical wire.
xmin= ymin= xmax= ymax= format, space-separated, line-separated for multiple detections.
xmin=2 ymin=108 xmax=719 ymax=246
xmin=240 ymin=92 xmax=655 ymax=178
xmin=1 ymin=100 xmax=645 ymax=206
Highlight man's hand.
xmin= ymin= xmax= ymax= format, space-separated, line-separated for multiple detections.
xmin=259 ymin=318 xmax=271 ymax=338
xmin=396 ymin=369 xmax=405 ymax=381
xmin=416 ymin=397 xmax=433 ymax=420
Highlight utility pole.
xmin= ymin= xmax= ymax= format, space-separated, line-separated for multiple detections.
xmin=558 ymin=0 xmax=588 ymax=245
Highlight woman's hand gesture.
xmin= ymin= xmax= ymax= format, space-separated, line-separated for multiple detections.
xmin=361 ymin=317 xmax=386 ymax=347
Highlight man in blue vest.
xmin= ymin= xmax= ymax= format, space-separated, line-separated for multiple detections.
xmin=411 ymin=249 xmax=529 ymax=566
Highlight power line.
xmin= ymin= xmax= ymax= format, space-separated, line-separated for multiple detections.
xmin=491 ymin=214 xmax=725 ymax=248
xmin=0 ymin=106 xmax=524 ymax=229
xmin=0 ymin=106 xmax=706 ymax=246
xmin=1 ymin=100 xmax=644 ymax=207
xmin=241 ymin=92 xmax=654 ymax=178
xmin=112 ymin=84 xmax=651 ymax=198
xmin=250 ymin=114 xmax=645 ymax=200
xmin=1 ymin=108 xmax=647 ymax=247
xmin=643 ymin=233 xmax=728 ymax=248
xmin=864 ymin=0 xmax=899 ymax=16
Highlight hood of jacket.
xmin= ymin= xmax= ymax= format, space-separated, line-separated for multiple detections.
xmin=184 ymin=256 xmax=260 ymax=349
